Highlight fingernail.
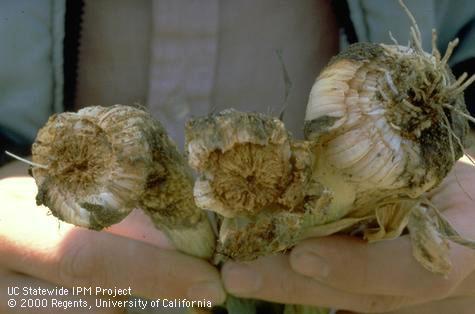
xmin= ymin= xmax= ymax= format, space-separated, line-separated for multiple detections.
xmin=292 ymin=251 xmax=329 ymax=279
xmin=222 ymin=262 xmax=262 ymax=295
xmin=187 ymin=281 xmax=226 ymax=305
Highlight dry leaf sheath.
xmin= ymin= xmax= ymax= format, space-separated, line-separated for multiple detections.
xmin=32 ymin=105 xmax=215 ymax=258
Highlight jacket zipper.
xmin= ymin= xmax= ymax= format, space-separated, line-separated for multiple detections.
xmin=63 ymin=0 xmax=84 ymax=112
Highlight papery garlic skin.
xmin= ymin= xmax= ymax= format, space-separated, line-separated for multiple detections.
xmin=305 ymin=42 xmax=468 ymax=213
xmin=408 ymin=204 xmax=451 ymax=275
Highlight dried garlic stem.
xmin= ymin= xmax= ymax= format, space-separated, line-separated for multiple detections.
xmin=139 ymin=124 xmax=215 ymax=258
xmin=32 ymin=105 xmax=214 ymax=258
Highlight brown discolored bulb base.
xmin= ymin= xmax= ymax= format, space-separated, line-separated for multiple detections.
xmin=32 ymin=105 xmax=215 ymax=258
xmin=186 ymin=109 xmax=333 ymax=261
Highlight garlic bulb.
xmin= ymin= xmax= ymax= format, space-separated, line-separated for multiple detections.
xmin=32 ymin=106 xmax=150 ymax=229
xmin=187 ymin=109 xmax=293 ymax=217
xmin=186 ymin=109 xmax=332 ymax=261
xmin=302 ymin=20 xmax=475 ymax=273
xmin=304 ymin=39 xmax=470 ymax=222
xmin=32 ymin=105 xmax=215 ymax=258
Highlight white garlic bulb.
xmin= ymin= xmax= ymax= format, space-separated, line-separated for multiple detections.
xmin=301 ymin=20 xmax=475 ymax=275
xmin=304 ymin=40 xmax=470 ymax=221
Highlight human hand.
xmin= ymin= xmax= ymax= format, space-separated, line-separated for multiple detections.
xmin=0 ymin=161 xmax=225 ymax=313
xmin=221 ymin=156 xmax=475 ymax=314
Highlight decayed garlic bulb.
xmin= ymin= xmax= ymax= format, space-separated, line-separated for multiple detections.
xmin=32 ymin=105 xmax=215 ymax=258
xmin=187 ymin=109 xmax=311 ymax=217
xmin=33 ymin=106 xmax=147 ymax=229
xmin=186 ymin=109 xmax=332 ymax=261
